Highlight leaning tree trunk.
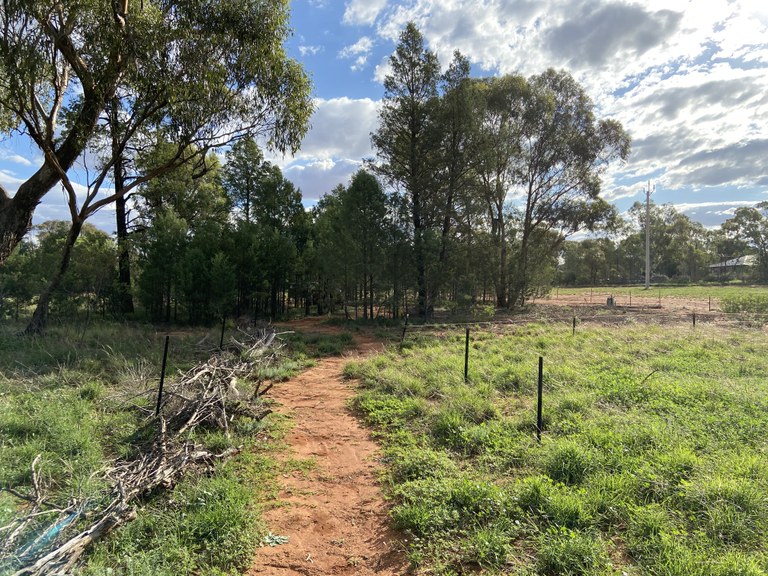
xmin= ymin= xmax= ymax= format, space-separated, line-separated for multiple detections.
xmin=0 ymin=78 xmax=117 ymax=266
xmin=0 ymin=179 xmax=44 ymax=265
xmin=25 ymin=219 xmax=85 ymax=335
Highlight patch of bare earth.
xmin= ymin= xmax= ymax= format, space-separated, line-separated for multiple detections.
xmin=249 ymin=322 xmax=409 ymax=576
xmin=538 ymin=291 xmax=714 ymax=313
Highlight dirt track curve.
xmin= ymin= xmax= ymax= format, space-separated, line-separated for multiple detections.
xmin=248 ymin=321 xmax=409 ymax=576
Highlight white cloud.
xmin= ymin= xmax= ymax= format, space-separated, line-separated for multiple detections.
xmin=266 ymin=97 xmax=380 ymax=201
xmin=299 ymin=45 xmax=322 ymax=57
xmin=284 ymin=158 xmax=365 ymax=201
xmin=339 ymin=36 xmax=374 ymax=59
xmin=672 ymin=200 xmax=759 ymax=213
xmin=373 ymin=55 xmax=392 ymax=84
xmin=343 ymin=0 xmax=388 ymax=26
xmin=352 ymin=56 xmax=368 ymax=71
xmin=292 ymin=97 xmax=379 ymax=162
xmin=339 ymin=37 xmax=375 ymax=71
xmin=602 ymin=185 xmax=644 ymax=202
xmin=0 ymin=169 xmax=26 ymax=194
xmin=364 ymin=0 xmax=768 ymax=199
xmin=669 ymin=199 xmax=762 ymax=228
xmin=0 ymin=148 xmax=33 ymax=166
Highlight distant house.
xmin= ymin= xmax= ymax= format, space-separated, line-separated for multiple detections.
xmin=709 ymin=255 xmax=757 ymax=278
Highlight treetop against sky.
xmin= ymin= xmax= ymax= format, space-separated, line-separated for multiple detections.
xmin=0 ymin=0 xmax=765 ymax=232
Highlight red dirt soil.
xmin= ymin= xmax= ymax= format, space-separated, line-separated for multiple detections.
xmin=248 ymin=320 xmax=410 ymax=576
xmin=538 ymin=291 xmax=715 ymax=312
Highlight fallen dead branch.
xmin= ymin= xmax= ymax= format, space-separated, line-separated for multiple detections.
xmin=1 ymin=326 xmax=281 ymax=575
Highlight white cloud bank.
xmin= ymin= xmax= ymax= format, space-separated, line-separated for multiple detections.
xmin=353 ymin=0 xmax=767 ymax=217
xmin=269 ymin=97 xmax=380 ymax=201
xmin=343 ymin=0 xmax=388 ymax=26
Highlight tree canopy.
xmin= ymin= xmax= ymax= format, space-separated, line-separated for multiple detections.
xmin=0 ymin=0 xmax=312 ymax=264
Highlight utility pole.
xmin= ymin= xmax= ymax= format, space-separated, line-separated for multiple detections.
xmin=644 ymin=180 xmax=654 ymax=290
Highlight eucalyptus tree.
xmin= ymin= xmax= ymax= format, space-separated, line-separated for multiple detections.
xmin=472 ymin=74 xmax=528 ymax=307
xmin=624 ymin=201 xmax=710 ymax=282
xmin=0 ymin=0 xmax=312 ymax=266
xmin=717 ymin=203 xmax=768 ymax=281
xmin=371 ymin=21 xmax=440 ymax=319
xmin=559 ymin=238 xmax=616 ymax=286
xmin=18 ymin=221 xmax=117 ymax=327
xmin=430 ymin=51 xmax=481 ymax=306
xmin=509 ymin=69 xmax=630 ymax=306
xmin=0 ymin=240 xmax=35 ymax=319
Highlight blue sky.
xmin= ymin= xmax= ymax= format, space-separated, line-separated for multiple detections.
xmin=278 ymin=0 xmax=768 ymax=229
xmin=1 ymin=0 xmax=767 ymax=232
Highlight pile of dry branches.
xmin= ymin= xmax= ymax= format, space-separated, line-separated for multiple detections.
xmin=1 ymin=326 xmax=280 ymax=575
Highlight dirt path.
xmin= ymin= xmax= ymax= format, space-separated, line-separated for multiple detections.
xmin=248 ymin=327 xmax=409 ymax=576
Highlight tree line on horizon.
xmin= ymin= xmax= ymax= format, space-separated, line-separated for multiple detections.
xmin=1 ymin=15 xmax=765 ymax=331
xmin=2 ymin=177 xmax=765 ymax=328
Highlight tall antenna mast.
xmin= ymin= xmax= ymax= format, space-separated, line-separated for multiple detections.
xmin=644 ymin=180 xmax=654 ymax=290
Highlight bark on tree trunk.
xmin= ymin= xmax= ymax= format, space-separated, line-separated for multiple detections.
xmin=115 ymin=193 xmax=134 ymax=312
xmin=414 ymin=228 xmax=428 ymax=320
xmin=510 ymin=211 xmax=533 ymax=308
xmin=112 ymin=98 xmax=135 ymax=314
xmin=0 ymin=180 xmax=42 ymax=265
xmin=25 ymin=219 xmax=85 ymax=335
xmin=493 ymin=199 xmax=508 ymax=308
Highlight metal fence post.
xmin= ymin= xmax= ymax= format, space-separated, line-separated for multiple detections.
xmin=155 ymin=335 xmax=170 ymax=417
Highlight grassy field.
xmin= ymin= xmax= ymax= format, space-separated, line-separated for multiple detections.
xmin=348 ymin=320 xmax=768 ymax=575
xmin=0 ymin=320 xmax=353 ymax=575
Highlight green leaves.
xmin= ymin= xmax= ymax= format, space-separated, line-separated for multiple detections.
xmin=0 ymin=0 xmax=312 ymax=265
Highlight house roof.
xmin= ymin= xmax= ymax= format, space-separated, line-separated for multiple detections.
xmin=708 ymin=254 xmax=758 ymax=268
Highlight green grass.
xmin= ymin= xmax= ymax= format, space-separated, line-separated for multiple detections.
xmin=350 ymin=321 xmax=768 ymax=575
xmin=720 ymin=294 xmax=768 ymax=314
xmin=83 ymin=452 xmax=273 ymax=576
xmin=280 ymin=330 xmax=355 ymax=358
xmin=0 ymin=320 xmax=308 ymax=575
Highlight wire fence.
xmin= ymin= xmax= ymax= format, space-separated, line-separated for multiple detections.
xmin=391 ymin=301 xmax=768 ymax=444
xmin=397 ymin=306 xmax=768 ymax=335
xmin=392 ymin=292 xmax=768 ymax=346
